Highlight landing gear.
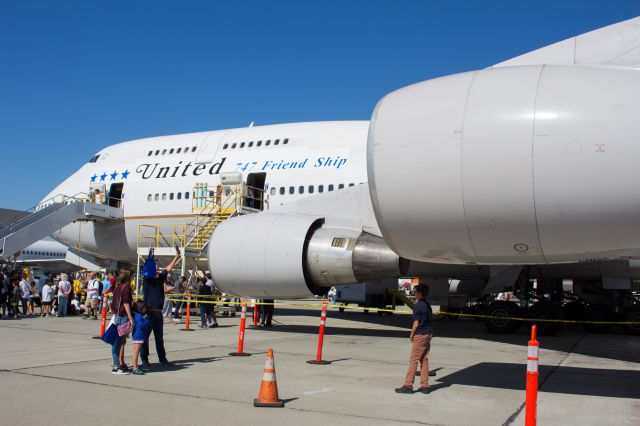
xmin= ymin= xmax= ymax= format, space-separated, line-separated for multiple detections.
xmin=484 ymin=301 xmax=522 ymax=334
xmin=622 ymin=305 xmax=640 ymax=335
xmin=528 ymin=300 xmax=564 ymax=335
xmin=584 ymin=303 xmax=611 ymax=333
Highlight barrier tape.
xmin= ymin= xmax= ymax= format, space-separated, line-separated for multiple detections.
xmin=158 ymin=296 xmax=640 ymax=326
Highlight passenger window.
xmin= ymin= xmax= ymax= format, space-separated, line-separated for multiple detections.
xmin=147 ymin=194 xmax=152 ymax=201
xmin=185 ymin=191 xmax=190 ymax=199
xmin=169 ymin=149 xmax=174 ymax=154
xmin=257 ymin=141 xmax=262 ymax=147
xmin=308 ymin=185 xmax=314 ymax=194
xmin=162 ymin=193 xmax=167 ymax=201
xmin=280 ymin=187 xmax=285 ymax=195
xmin=289 ymin=186 xmax=294 ymax=194
xmin=169 ymin=193 xmax=174 ymax=200
xmin=148 ymin=151 xmax=153 ymax=156
xmin=240 ymin=142 xmax=245 ymax=148
xmin=274 ymin=139 xmax=280 ymax=145
xmin=283 ymin=138 xmax=289 ymax=145
xmin=155 ymin=150 xmax=160 ymax=156
xmin=223 ymin=144 xmax=228 ymax=150
xmin=328 ymin=184 xmax=334 ymax=191
xmin=184 ymin=147 xmax=189 ymax=153
xmin=270 ymin=187 xmax=276 ymax=196
xmin=266 ymin=140 xmax=271 ymax=146
xmin=177 ymin=192 xmax=182 ymax=200
xmin=298 ymin=186 xmax=304 ymax=194
xmin=154 ymin=194 xmax=159 ymax=201
xmin=248 ymin=141 xmax=253 ymax=147
xmin=318 ymin=185 xmax=324 ymax=193
xmin=349 ymin=183 xmax=355 ymax=187
xmin=191 ymin=146 xmax=197 ymax=152
xmin=162 ymin=149 xmax=167 ymax=155
xmin=338 ymin=184 xmax=344 ymax=189
xmin=177 ymin=148 xmax=182 ymax=153
xmin=232 ymin=143 xmax=237 ymax=149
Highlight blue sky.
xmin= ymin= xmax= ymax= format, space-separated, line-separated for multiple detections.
xmin=1 ymin=0 xmax=639 ymax=210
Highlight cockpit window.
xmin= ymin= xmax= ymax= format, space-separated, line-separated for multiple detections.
xmin=88 ymin=154 xmax=100 ymax=163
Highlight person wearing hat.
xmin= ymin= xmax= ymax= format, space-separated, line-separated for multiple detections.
xmin=139 ymin=247 xmax=181 ymax=369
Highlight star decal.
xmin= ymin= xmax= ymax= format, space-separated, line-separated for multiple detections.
xmin=99 ymin=172 xmax=107 ymax=182
xmin=110 ymin=171 xmax=118 ymax=181
xmin=90 ymin=174 xmax=97 ymax=183
xmin=121 ymin=169 xmax=130 ymax=179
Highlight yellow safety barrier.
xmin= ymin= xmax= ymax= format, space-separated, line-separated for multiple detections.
xmin=158 ymin=295 xmax=640 ymax=325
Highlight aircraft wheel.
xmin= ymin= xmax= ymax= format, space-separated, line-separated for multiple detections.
xmin=484 ymin=301 xmax=521 ymax=334
xmin=622 ymin=305 xmax=640 ymax=335
xmin=584 ymin=304 xmax=611 ymax=333
xmin=563 ymin=301 xmax=586 ymax=322
xmin=528 ymin=301 xmax=564 ymax=335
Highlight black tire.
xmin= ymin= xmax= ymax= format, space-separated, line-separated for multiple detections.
xmin=377 ymin=310 xmax=385 ymax=316
xmin=484 ymin=301 xmax=522 ymax=334
xmin=473 ymin=304 xmax=488 ymax=321
xmin=338 ymin=307 xmax=345 ymax=313
xmin=563 ymin=301 xmax=586 ymax=322
xmin=528 ymin=301 xmax=564 ymax=335
xmin=584 ymin=304 xmax=611 ymax=333
xmin=363 ymin=309 xmax=369 ymax=314
xmin=622 ymin=305 xmax=640 ymax=335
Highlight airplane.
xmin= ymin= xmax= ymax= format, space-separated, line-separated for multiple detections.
xmin=25 ymin=16 xmax=640 ymax=335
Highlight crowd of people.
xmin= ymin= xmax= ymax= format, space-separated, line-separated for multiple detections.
xmin=0 ymin=248 xmax=278 ymax=377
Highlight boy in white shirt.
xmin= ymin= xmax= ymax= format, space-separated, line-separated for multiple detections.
xmin=41 ymin=281 xmax=53 ymax=317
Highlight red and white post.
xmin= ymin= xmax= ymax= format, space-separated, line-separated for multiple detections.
xmin=97 ymin=294 xmax=108 ymax=337
xmin=181 ymin=293 xmax=193 ymax=331
xmin=307 ymin=302 xmax=331 ymax=365
xmin=526 ymin=325 xmax=539 ymax=426
xmin=230 ymin=301 xmax=251 ymax=356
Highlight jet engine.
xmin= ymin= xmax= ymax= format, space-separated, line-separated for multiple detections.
xmin=208 ymin=213 xmax=408 ymax=298
xmin=368 ymin=65 xmax=640 ymax=265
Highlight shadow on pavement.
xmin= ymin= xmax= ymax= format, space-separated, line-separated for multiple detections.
xmin=429 ymin=362 xmax=640 ymax=398
xmin=269 ymin=307 xmax=640 ymax=364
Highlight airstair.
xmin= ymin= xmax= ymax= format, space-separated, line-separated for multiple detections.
xmin=0 ymin=193 xmax=124 ymax=259
xmin=135 ymin=180 xmax=261 ymax=286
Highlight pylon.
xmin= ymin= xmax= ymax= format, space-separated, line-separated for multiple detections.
xmin=253 ymin=349 xmax=284 ymax=407
xmin=526 ymin=325 xmax=539 ymax=426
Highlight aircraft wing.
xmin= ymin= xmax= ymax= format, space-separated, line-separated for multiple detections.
xmin=492 ymin=16 xmax=640 ymax=68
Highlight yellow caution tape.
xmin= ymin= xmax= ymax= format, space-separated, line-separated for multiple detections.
xmin=157 ymin=296 xmax=640 ymax=326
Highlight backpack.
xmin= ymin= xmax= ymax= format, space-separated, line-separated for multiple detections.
xmin=98 ymin=281 xmax=103 ymax=296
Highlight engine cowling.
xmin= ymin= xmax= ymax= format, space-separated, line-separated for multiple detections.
xmin=368 ymin=65 xmax=640 ymax=265
xmin=209 ymin=212 xmax=407 ymax=298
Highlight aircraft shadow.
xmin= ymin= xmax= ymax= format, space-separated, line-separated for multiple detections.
xmin=268 ymin=307 xmax=640 ymax=364
xmin=428 ymin=362 xmax=640 ymax=399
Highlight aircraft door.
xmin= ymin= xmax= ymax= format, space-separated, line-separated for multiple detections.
xmin=108 ymin=183 xmax=124 ymax=208
xmin=245 ymin=172 xmax=266 ymax=211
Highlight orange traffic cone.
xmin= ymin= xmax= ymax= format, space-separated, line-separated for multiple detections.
xmin=253 ymin=349 xmax=284 ymax=407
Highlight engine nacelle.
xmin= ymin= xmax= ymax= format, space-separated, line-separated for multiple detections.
xmin=209 ymin=213 xmax=407 ymax=298
xmin=368 ymin=65 xmax=640 ymax=265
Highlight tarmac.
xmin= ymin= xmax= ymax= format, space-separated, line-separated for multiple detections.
xmin=0 ymin=301 xmax=638 ymax=426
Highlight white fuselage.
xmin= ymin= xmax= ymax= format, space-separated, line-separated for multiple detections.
xmin=42 ymin=121 xmax=369 ymax=261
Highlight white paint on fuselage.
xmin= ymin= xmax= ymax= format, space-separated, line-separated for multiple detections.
xmin=42 ymin=121 xmax=369 ymax=261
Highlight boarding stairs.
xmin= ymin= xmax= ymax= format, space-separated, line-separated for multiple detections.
xmin=0 ymin=193 xmax=124 ymax=259
xmin=135 ymin=182 xmax=259 ymax=286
